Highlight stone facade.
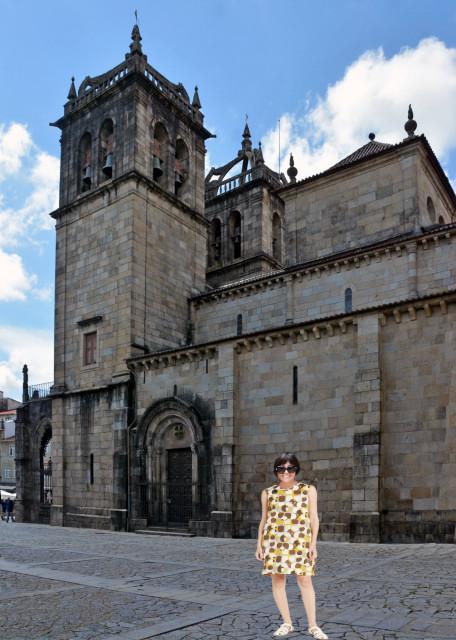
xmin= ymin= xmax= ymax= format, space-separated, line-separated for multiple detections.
xmin=16 ymin=29 xmax=456 ymax=543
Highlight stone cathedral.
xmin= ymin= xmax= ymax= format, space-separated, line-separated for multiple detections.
xmin=16 ymin=27 xmax=456 ymax=543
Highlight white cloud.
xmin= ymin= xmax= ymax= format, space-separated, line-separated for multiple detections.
xmin=0 ymin=123 xmax=33 ymax=179
xmin=0 ymin=325 xmax=53 ymax=401
xmin=0 ymin=249 xmax=36 ymax=301
xmin=0 ymin=125 xmax=59 ymax=248
xmin=262 ymin=38 xmax=456 ymax=182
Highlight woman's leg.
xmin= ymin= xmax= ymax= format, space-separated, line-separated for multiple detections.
xmin=297 ymin=575 xmax=317 ymax=629
xmin=271 ymin=574 xmax=292 ymax=625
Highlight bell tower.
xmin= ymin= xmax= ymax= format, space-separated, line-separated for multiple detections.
xmin=49 ymin=26 xmax=212 ymax=530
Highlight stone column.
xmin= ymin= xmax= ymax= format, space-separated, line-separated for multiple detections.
xmin=350 ymin=313 xmax=381 ymax=542
xmin=285 ymin=274 xmax=294 ymax=324
xmin=211 ymin=343 xmax=235 ymax=537
xmin=406 ymin=242 xmax=418 ymax=297
xmin=110 ymin=376 xmax=132 ymax=531
xmin=13 ymin=405 xmax=30 ymax=523
xmin=50 ymin=396 xmax=64 ymax=527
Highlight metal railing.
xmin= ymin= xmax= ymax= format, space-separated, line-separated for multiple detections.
xmin=28 ymin=382 xmax=53 ymax=400
xmin=139 ymin=482 xmax=209 ymax=529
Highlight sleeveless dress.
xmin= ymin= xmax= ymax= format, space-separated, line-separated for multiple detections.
xmin=262 ymin=482 xmax=315 ymax=575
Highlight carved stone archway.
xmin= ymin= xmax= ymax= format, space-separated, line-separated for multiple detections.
xmin=132 ymin=397 xmax=208 ymax=528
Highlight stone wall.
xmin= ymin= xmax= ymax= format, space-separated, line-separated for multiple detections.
xmin=280 ymin=140 xmax=454 ymax=265
xmin=380 ymin=304 xmax=456 ymax=541
xmin=193 ymin=229 xmax=456 ymax=345
xmin=232 ymin=325 xmax=357 ymax=540
xmin=50 ymin=382 xmax=131 ymax=530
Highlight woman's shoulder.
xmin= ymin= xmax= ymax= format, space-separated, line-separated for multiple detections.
xmin=297 ymin=482 xmax=317 ymax=492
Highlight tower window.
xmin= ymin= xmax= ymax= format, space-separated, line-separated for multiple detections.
xmin=99 ymin=119 xmax=114 ymax=181
xmin=175 ymin=138 xmax=189 ymax=198
xmin=209 ymin=218 xmax=222 ymax=266
xmin=153 ymin=123 xmax=167 ymax=185
xmin=84 ymin=332 xmax=97 ymax=365
xmin=228 ymin=211 xmax=242 ymax=260
xmin=345 ymin=288 xmax=352 ymax=313
xmin=89 ymin=453 xmax=94 ymax=485
xmin=272 ymin=212 xmax=282 ymax=263
xmin=79 ymin=132 xmax=93 ymax=193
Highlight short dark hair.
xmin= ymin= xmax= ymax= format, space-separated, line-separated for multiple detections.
xmin=273 ymin=452 xmax=300 ymax=476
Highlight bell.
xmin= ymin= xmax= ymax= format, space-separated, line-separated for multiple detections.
xmin=102 ymin=153 xmax=113 ymax=178
xmin=175 ymin=171 xmax=183 ymax=189
xmin=82 ymin=166 xmax=92 ymax=186
xmin=153 ymin=156 xmax=163 ymax=179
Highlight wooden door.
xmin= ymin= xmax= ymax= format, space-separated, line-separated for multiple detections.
xmin=167 ymin=448 xmax=192 ymax=523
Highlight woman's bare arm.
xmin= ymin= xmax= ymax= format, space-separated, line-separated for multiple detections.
xmin=255 ymin=489 xmax=268 ymax=561
xmin=307 ymin=484 xmax=319 ymax=560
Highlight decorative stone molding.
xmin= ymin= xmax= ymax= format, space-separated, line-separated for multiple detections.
xmin=191 ymin=225 xmax=456 ymax=311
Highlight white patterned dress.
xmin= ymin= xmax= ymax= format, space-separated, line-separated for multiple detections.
xmin=262 ymin=482 xmax=315 ymax=575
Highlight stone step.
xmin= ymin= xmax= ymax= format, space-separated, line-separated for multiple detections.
xmin=135 ymin=528 xmax=195 ymax=537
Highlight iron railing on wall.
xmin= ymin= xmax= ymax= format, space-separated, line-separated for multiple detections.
xmin=139 ymin=482 xmax=209 ymax=529
xmin=28 ymin=382 xmax=53 ymax=400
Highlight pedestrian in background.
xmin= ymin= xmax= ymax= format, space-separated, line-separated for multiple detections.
xmin=256 ymin=453 xmax=328 ymax=639
xmin=1 ymin=499 xmax=5 ymax=521
xmin=6 ymin=498 xmax=14 ymax=523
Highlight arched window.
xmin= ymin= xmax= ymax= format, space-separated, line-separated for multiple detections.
xmin=228 ymin=211 xmax=242 ymax=260
xmin=426 ymin=196 xmax=436 ymax=223
xmin=99 ymin=119 xmax=114 ymax=182
xmin=438 ymin=215 xmax=445 ymax=225
xmin=272 ymin=212 xmax=282 ymax=263
xmin=236 ymin=314 xmax=243 ymax=336
xmin=78 ymin=132 xmax=92 ymax=192
xmin=153 ymin=123 xmax=167 ymax=186
xmin=175 ymin=138 xmax=189 ymax=198
xmin=345 ymin=288 xmax=352 ymax=313
xmin=209 ymin=218 xmax=222 ymax=266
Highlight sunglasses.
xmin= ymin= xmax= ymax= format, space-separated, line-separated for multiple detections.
xmin=276 ymin=465 xmax=297 ymax=474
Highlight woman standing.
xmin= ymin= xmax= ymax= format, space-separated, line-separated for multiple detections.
xmin=256 ymin=453 xmax=328 ymax=639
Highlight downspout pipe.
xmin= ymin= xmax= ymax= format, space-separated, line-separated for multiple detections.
xmin=126 ymin=367 xmax=138 ymax=532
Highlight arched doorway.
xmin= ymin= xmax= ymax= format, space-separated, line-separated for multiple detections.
xmin=133 ymin=398 xmax=209 ymax=530
xmin=39 ymin=431 xmax=52 ymax=522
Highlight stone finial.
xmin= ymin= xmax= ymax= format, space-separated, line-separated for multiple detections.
xmin=130 ymin=24 xmax=143 ymax=56
xmin=404 ymin=104 xmax=417 ymax=138
xmin=22 ymin=364 xmax=29 ymax=403
xmin=256 ymin=141 xmax=264 ymax=164
xmin=67 ymin=77 xmax=77 ymax=101
xmin=192 ymin=86 xmax=201 ymax=110
xmin=368 ymin=132 xmax=375 ymax=141
xmin=287 ymin=153 xmax=298 ymax=183
xmin=242 ymin=122 xmax=252 ymax=152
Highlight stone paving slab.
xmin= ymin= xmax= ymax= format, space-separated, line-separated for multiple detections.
xmin=1 ymin=522 xmax=455 ymax=640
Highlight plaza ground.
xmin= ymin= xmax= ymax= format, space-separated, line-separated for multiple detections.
xmin=0 ymin=522 xmax=454 ymax=639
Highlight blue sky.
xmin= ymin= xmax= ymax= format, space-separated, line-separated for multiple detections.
xmin=1 ymin=0 xmax=456 ymax=399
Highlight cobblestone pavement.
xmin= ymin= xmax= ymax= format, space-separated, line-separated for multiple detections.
xmin=0 ymin=523 xmax=455 ymax=640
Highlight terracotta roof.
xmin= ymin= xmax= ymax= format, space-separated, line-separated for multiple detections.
xmin=329 ymin=140 xmax=393 ymax=169
xmin=278 ymin=135 xmax=456 ymax=209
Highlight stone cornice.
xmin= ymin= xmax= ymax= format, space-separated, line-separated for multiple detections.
xmin=194 ymin=224 xmax=456 ymax=309
xmin=50 ymin=169 xmax=209 ymax=228
xmin=127 ymin=289 xmax=456 ymax=371
xmin=206 ymin=252 xmax=281 ymax=277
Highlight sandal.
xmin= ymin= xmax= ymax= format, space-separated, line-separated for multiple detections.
xmin=274 ymin=623 xmax=294 ymax=636
xmin=308 ymin=627 xmax=328 ymax=639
